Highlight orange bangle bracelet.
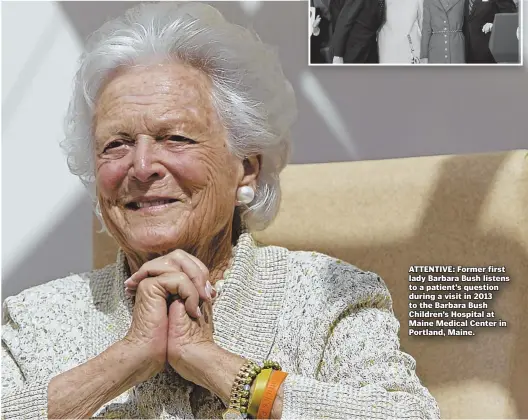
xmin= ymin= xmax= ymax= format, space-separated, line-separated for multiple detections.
xmin=256 ymin=370 xmax=288 ymax=419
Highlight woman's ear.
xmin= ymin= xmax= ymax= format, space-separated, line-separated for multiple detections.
xmin=239 ymin=155 xmax=261 ymax=188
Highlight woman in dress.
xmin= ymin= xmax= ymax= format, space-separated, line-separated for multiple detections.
xmin=421 ymin=0 xmax=466 ymax=63
xmin=378 ymin=0 xmax=423 ymax=64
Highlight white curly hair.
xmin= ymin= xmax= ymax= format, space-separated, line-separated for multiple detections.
xmin=61 ymin=1 xmax=297 ymax=231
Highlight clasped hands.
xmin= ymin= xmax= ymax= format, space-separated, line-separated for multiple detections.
xmin=123 ymin=249 xmax=218 ymax=385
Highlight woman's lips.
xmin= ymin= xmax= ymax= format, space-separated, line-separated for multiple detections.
xmin=125 ymin=198 xmax=179 ymax=210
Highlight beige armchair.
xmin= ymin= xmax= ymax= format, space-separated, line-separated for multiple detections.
xmin=94 ymin=150 xmax=528 ymax=418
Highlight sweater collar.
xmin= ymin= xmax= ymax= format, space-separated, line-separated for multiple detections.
xmin=90 ymin=232 xmax=288 ymax=364
xmin=212 ymin=232 xmax=288 ymax=362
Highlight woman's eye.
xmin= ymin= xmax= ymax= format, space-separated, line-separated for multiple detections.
xmin=167 ymin=135 xmax=195 ymax=143
xmin=103 ymin=140 xmax=125 ymax=151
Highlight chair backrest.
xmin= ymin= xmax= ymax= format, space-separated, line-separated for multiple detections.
xmin=254 ymin=150 xmax=528 ymax=418
xmin=94 ymin=150 xmax=528 ymax=418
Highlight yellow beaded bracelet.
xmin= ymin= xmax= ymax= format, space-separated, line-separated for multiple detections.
xmin=223 ymin=360 xmax=261 ymax=419
xmin=223 ymin=360 xmax=282 ymax=419
xmin=247 ymin=369 xmax=273 ymax=418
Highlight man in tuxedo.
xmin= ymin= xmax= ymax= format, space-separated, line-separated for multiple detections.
xmin=463 ymin=0 xmax=517 ymax=63
xmin=330 ymin=0 xmax=386 ymax=63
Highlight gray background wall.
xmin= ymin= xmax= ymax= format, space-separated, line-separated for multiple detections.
xmin=2 ymin=1 xmax=527 ymax=298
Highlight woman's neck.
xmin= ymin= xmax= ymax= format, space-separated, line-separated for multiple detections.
xmin=191 ymin=225 xmax=235 ymax=285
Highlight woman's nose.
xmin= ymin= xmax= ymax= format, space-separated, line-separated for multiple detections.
xmin=130 ymin=138 xmax=165 ymax=183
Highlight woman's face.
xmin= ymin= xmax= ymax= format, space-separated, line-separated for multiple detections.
xmin=93 ymin=63 xmax=245 ymax=256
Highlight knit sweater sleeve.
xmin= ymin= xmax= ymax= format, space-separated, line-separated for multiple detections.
xmin=281 ymin=306 xmax=440 ymax=419
xmin=1 ymin=274 xmax=96 ymax=420
xmin=1 ymin=322 xmax=49 ymax=420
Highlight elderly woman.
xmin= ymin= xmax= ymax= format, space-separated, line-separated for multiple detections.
xmin=2 ymin=2 xmax=440 ymax=419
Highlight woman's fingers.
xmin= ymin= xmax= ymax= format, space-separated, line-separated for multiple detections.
xmin=185 ymin=254 xmax=217 ymax=298
xmin=172 ymin=253 xmax=211 ymax=301
xmin=125 ymin=261 xmax=172 ymax=289
xmin=136 ymin=272 xmax=202 ymax=319
xmin=185 ymin=253 xmax=210 ymax=278
xmin=124 ymin=250 xmax=212 ymax=302
xmin=159 ymin=272 xmax=202 ymax=319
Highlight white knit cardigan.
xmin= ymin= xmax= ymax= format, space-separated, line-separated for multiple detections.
xmin=1 ymin=232 xmax=440 ymax=419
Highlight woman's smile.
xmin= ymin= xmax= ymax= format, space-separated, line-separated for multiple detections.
xmin=124 ymin=197 xmax=181 ymax=212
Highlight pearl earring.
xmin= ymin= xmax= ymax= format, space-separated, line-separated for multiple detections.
xmin=236 ymin=186 xmax=255 ymax=205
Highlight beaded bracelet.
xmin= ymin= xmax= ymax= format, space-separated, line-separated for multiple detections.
xmin=262 ymin=360 xmax=281 ymax=371
xmin=223 ymin=360 xmax=283 ymax=419
xmin=223 ymin=360 xmax=261 ymax=419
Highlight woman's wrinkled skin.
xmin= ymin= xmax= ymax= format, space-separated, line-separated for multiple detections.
xmin=93 ymin=63 xmax=259 ymax=279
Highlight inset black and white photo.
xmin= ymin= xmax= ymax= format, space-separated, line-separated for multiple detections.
xmin=309 ymin=0 xmax=522 ymax=65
